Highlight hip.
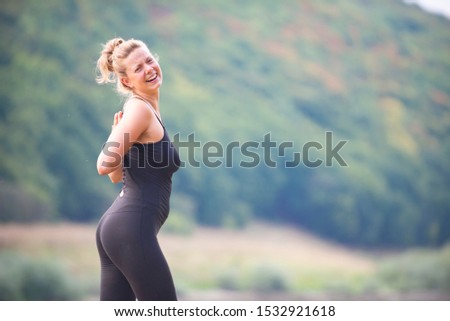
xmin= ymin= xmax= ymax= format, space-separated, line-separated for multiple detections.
xmin=98 ymin=193 xmax=170 ymax=233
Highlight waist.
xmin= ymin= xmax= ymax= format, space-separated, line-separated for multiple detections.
xmin=120 ymin=182 xmax=172 ymax=204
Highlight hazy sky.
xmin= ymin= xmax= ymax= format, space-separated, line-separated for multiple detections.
xmin=404 ymin=0 xmax=450 ymax=19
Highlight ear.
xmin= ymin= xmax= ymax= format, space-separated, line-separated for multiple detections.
xmin=120 ymin=77 xmax=132 ymax=89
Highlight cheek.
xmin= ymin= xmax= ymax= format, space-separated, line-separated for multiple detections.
xmin=134 ymin=72 xmax=145 ymax=82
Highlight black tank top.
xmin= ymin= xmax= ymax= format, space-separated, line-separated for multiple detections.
xmin=120 ymin=97 xmax=180 ymax=219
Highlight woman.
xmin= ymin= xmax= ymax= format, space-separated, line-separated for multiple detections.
xmin=95 ymin=38 xmax=179 ymax=301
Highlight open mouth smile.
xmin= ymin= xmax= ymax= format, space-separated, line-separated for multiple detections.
xmin=146 ymin=74 xmax=158 ymax=82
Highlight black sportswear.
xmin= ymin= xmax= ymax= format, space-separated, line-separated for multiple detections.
xmin=96 ymin=99 xmax=180 ymax=300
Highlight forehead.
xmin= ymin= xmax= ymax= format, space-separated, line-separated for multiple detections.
xmin=125 ymin=46 xmax=153 ymax=65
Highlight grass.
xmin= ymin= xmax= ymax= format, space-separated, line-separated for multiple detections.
xmin=0 ymin=221 xmax=448 ymax=300
xmin=160 ymin=222 xmax=375 ymax=295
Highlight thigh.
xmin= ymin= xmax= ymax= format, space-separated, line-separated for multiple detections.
xmin=114 ymin=207 xmax=177 ymax=300
xmin=96 ymin=216 xmax=135 ymax=301
xmin=127 ymin=232 xmax=177 ymax=301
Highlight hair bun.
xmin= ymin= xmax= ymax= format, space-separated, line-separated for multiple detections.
xmin=96 ymin=37 xmax=125 ymax=84
xmin=104 ymin=38 xmax=124 ymax=72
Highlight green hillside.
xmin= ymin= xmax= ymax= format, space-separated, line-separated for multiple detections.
xmin=0 ymin=0 xmax=449 ymax=247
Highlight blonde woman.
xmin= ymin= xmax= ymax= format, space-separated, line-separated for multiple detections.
xmin=95 ymin=38 xmax=179 ymax=300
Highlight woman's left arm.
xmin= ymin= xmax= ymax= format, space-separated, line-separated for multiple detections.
xmin=97 ymin=101 xmax=150 ymax=177
xmin=99 ymin=111 xmax=123 ymax=183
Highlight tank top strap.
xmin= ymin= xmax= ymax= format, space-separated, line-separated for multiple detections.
xmin=127 ymin=95 xmax=164 ymax=128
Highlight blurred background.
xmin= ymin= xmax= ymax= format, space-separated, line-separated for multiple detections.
xmin=0 ymin=0 xmax=449 ymax=300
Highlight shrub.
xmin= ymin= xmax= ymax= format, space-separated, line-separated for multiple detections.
xmin=217 ymin=262 xmax=290 ymax=293
xmin=373 ymin=244 xmax=450 ymax=293
xmin=247 ymin=263 xmax=289 ymax=292
xmin=0 ymin=252 xmax=81 ymax=300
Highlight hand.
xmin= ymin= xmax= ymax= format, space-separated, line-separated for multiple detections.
xmin=111 ymin=111 xmax=123 ymax=130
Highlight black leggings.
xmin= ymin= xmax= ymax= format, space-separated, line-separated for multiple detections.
xmin=96 ymin=196 xmax=177 ymax=301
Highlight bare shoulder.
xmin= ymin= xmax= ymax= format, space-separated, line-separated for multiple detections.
xmin=122 ymin=97 xmax=152 ymax=118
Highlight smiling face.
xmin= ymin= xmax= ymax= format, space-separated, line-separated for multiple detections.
xmin=120 ymin=45 xmax=162 ymax=96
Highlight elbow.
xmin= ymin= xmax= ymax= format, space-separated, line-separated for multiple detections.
xmin=97 ymin=154 xmax=122 ymax=178
xmin=97 ymin=165 xmax=110 ymax=176
xmin=97 ymin=157 xmax=121 ymax=176
xmin=98 ymin=166 xmax=122 ymax=183
xmin=97 ymin=159 xmax=117 ymax=176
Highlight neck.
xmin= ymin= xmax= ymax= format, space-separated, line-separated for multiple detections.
xmin=133 ymin=90 xmax=160 ymax=113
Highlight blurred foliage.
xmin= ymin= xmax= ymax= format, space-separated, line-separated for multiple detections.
xmin=373 ymin=243 xmax=450 ymax=293
xmin=161 ymin=210 xmax=195 ymax=235
xmin=217 ymin=262 xmax=290 ymax=292
xmin=0 ymin=0 xmax=449 ymax=246
xmin=0 ymin=251 xmax=82 ymax=300
xmin=323 ymin=243 xmax=450 ymax=298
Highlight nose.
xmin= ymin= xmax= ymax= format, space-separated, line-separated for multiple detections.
xmin=144 ymin=62 xmax=154 ymax=72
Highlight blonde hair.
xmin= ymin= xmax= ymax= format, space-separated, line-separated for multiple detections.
xmin=96 ymin=37 xmax=149 ymax=94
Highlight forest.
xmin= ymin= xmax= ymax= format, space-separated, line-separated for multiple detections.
xmin=1 ymin=0 xmax=449 ymax=247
